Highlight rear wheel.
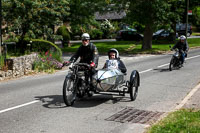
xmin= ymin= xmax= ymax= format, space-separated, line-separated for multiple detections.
xmin=63 ymin=76 xmax=76 ymax=106
xmin=129 ymin=70 xmax=140 ymax=101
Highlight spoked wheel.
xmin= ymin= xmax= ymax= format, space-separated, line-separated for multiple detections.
xmin=63 ymin=76 xmax=76 ymax=106
xmin=169 ymin=57 xmax=175 ymax=71
xmin=129 ymin=70 xmax=140 ymax=101
xmin=169 ymin=57 xmax=181 ymax=71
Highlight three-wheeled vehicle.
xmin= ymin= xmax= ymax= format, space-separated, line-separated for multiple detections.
xmin=63 ymin=63 xmax=140 ymax=106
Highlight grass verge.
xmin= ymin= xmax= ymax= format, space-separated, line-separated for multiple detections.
xmin=62 ymin=38 xmax=200 ymax=55
xmin=147 ymin=109 xmax=200 ymax=133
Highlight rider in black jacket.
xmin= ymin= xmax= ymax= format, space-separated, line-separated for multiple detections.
xmin=64 ymin=33 xmax=99 ymax=68
xmin=171 ymin=35 xmax=189 ymax=65
xmin=63 ymin=33 xmax=99 ymax=96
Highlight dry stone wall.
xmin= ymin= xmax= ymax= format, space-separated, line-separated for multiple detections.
xmin=0 ymin=53 xmax=38 ymax=81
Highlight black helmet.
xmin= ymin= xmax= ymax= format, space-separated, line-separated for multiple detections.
xmin=108 ymin=48 xmax=119 ymax=59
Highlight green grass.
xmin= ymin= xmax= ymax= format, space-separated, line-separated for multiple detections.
xmin=192 ymin=32 xmax=200 ymax=36
xmin=147 ymin=109 xmax=200 ymax=133
xmin=62 ymin=38 xmax=200 ymax=55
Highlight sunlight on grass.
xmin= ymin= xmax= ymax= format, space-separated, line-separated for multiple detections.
xmin=62 ymin=38 xmax=200 ymax=55
xmin=192 ymin=32 xmax=200 ymax=36
xmin=147 ymin=109 xmax=200 ymax=133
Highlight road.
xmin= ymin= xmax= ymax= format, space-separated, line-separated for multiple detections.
xmin=0 ymin=48 xmax=200 ymax=133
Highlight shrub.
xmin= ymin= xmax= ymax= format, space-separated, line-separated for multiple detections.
xmin=31 ymin=39 xmax=62 ymax=61
xmin=101 ymin=19 xmax=115 ymax=39
xmin=89 ymin=29 xmax=103 ymax=39
xmin=0 ymin=55 xmax=4 ymax=69
xmin=70 ymin=25 xmax=83 ymax=40
xmin=33 ymin=51 xmax=63 ymax=73
xmin=56 ymin=26 xmax=71 ymax=45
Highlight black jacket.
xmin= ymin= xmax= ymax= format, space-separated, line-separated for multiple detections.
xmin=118 ymin=59 xmax=127 ymax=73
xmin=69 ymin=42 xmax=99 ymax=68
xmin=172 ymin=40 xmax=189 ymax=52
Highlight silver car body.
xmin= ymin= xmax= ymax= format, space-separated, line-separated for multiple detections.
xmin=93 ymin=68 xmax=125 ymax=91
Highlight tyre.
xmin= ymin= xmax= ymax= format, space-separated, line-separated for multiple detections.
xmin=129 ymin=70 xmax=140 ymax=101
xmin=187 ymin=32 xmax=191 ymax=37
xmin=63 ymin=76 xmax=76 ymax=106
xmin=169 ymin=57 xmax=175 ymax=71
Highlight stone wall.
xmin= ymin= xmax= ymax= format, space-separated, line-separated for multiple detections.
xmin=0 ymin=53 xmax=38 ymax=81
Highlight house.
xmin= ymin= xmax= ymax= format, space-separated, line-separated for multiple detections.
xmin=95 ymin=11 xmax=126 ymax=21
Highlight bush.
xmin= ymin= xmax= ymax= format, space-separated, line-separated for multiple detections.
xmin=33 ymin=51 xmax=63 ymax=73
xmin=101 ymin=19 xmax=115 ymax=39
xmin=70 ymin=25 xmax=83 ymax=40
xmin=56 ymin=26 xmax=71 ymax=45
xmin=0 ymin=55 xmax=4 ymax=69
xmin=89 ymin=29 xmax=103 ymax=39
xmin=31 ymin=39 xmax=62 ymax=61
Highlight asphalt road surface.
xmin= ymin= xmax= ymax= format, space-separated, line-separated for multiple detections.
xmin=0 ymin=48 xmax=200 ymax=133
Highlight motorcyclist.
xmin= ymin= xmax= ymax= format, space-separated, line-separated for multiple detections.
xmin=63 ymin=33 xmax=99 ymax=95
xmin=171 ymin=35 xmax=189 ymax=65
xmin=64 ymin=33 xmax=99 ymax=67
xmin=103 ymin=48 xmax=127 ymax=74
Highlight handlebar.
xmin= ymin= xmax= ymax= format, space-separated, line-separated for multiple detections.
xmin=70 ymin=63 xmax=91 ymax=70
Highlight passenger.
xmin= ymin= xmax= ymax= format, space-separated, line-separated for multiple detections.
xmin=103 ymin=48 xmax=127 ymax=74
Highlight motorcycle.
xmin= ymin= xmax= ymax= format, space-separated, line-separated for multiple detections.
xmin=63 ymin=62 xmax=140 ymax=106
xmin=169 ymin=48 xmax=183 ymax=71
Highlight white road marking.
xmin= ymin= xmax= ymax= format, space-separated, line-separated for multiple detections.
xmin=157 ymin=63 xmax=169 ymax=68
xmin=0 ymin=100 xmax=40 ymax=114
xmin=186 ymin=54 xmax=200 ymax=60
xmin=139 ymin=54 xmax=200 ymax=73
xmin=139 ymin=69 xmax=153 ymax=74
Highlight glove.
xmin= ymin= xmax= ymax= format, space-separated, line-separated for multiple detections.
xmin=63 ymin=61 xmax=71 ymax=66
xmin=90 ymin=62 xmax=95 ymax=67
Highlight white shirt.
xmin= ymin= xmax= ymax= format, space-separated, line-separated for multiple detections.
xmin=105 ymin=59 xmax=119 ymax=69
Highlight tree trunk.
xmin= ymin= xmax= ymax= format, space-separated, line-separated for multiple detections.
xmin=142 ymin=24 xmax=153 ymax=50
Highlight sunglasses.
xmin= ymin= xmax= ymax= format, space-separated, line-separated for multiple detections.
xmin=82 ymin=39 xmax=88 ymax=42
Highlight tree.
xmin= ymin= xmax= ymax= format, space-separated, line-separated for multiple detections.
xmin=167 ymin=0 xmax=185 ymax=40
xmin=3 ymin=0 xmax=70 ymax=53
xmin=68 ymin=0 xmax=111 ymax=37
xmin=113 ymin=0 xmax=188 ymax=49
xmin=188 ymin=0 xmax=200 ymax=29
xmin=126 ymin=0 xmax=172 ymax=49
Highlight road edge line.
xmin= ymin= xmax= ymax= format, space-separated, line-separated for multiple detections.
xmin=174 ymin=82 xmax=200 ymax=110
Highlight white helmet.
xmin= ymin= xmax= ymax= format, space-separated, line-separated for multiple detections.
xmin=108 ymin=48 xmax=119 ymax=59
xmin=180 ymin=35 xmax=186 ymax=41
xmin=81 ymin=33 xmax=90 ymax=40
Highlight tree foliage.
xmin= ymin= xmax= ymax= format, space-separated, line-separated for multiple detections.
xmin=3 ymin=0 xmax=70 ymax=41
xmin=114 ymin=0 xmax=187 ymax=50
xmin=69 ymin=0 xmax=111 ymax=37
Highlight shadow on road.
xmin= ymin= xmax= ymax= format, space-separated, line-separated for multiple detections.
xmin=35 ymin=95 xmax=66 ymax=109
xmin=153 ymin=68 xmax=170 ymax=72
xmin=72 ymin=94 xmax=131 ymax=108
xmin=35 ymin=93 xmax=132 ymax=108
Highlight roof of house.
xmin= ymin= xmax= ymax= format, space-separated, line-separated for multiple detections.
xmin=95 ymin=11 xmax=126 ymax=20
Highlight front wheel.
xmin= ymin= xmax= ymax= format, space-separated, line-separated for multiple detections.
xmin=169 ymin=57 xmax=175 ymax=71
xmin=129 ymin=70 xmax=140 ymax=101
xmin=63 ymin=76 xmax=76 ymax=106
